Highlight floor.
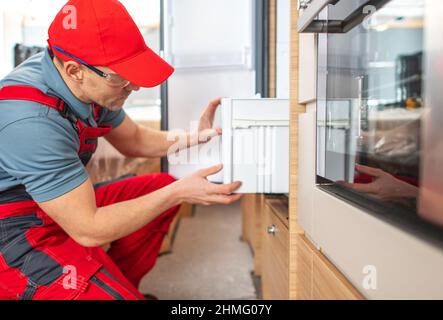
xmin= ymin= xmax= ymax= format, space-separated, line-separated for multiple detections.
xmin=138 ymin=202 xmax=257 ymax=300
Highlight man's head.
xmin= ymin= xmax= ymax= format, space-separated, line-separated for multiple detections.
xmin=53 ymin=53 xmax=140 ymax=110
xmin=48 ymin=0 xmax=174 ymax=110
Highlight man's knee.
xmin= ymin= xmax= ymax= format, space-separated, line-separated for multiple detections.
xmin=153 ymin=172 xmax=177 ymax=185
xmin=145 ymin=172 xmax=177 ymax=190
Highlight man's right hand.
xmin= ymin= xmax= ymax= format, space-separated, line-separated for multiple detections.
xmin=171 ymin=164 xmax=243 ymax=206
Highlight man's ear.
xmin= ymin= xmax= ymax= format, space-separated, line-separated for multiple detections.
xmin=64 ymin=61 xmax=84 ymax=82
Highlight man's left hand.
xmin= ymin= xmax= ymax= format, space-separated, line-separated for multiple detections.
xmin=197 ymin=97 xmax=223 ymax=144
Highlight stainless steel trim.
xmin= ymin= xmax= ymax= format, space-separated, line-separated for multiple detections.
xmin=298 ymin=0 xmax=391 ymax=34
xmin=356 ymin=76 xmax=364 ymax=138
xmin=297 ymin=0 xmax=337 ymax=33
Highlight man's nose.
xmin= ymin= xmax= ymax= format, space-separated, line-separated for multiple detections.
xmin=125 ymin=83 xmax=140 ymax=92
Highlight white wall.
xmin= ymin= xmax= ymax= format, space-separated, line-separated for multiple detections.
xmin=276 ymin=0 xmax=290 ymax=99
xmin=0 ymin=11 xmax=5 ymax=77
xmin=165 ymin=0 xmax=252 ymax=67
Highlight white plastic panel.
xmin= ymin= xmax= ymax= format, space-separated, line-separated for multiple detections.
xmin=271 ymin=126 xmax=289 ymax=193
xmin=313 ymin=188 xmax=443 ymax=299
xmin=299 ymin=33 xmax=317 ymax=103
xmin=297 ymin=104 xmax=316 ymax=243
xmin=222 ymin=98 xmax=289 ymax=193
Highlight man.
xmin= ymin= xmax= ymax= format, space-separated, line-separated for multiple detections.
xmin=0 ymin=0 xmax=242 ymax=300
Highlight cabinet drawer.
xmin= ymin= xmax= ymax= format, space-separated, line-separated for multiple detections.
xmin=168 ymin=98 xmax=289 ymax=194
xmin=313 ymin=251 xmax=363 ymax=300
xmin=222 ymin=98 xmax=289 ymax=193
xmin=262 ymin=202 xmax=289 ymax=300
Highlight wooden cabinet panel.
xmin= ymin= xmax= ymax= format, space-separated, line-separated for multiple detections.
xmin=249 ymin=195 xmax=364 ymax=300
xmin=262 ymin=200 xmax=289 ymax=300
xmin=294 ymin=235 xmax=314 ymax=299
xmin=313 ymin=251 xmax=364 ymax=300
xmin=241 ymin=194 xmax=266 ymax=276
xmin=250 ymin=195 xmax=260 ymax=255
xmin=241 ymin=195 xmax=255 ymax=245
xmin=253 ymin=195 xmax=265 ymax=276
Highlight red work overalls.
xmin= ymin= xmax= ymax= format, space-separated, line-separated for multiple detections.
xmin=0 ymin=86 xmax=180 ymax=300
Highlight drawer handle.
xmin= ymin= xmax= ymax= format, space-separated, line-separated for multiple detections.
xmin=267 ymin=224 xmax=277 ymax=236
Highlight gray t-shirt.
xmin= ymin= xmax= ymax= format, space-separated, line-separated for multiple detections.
xmin=0 ymin=49 xmax=126 ymax=202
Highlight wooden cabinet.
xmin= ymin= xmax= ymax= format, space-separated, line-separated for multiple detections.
xmin=241 ymin=194 xmax=265 ymax=277
xmin=241 ymin=195 xmax=254 ymax=245
xmin=262 ymin=197 xmax=289 ymax=300
xmin=243 ymin=195 xmax=364 ymax=300
xmin=253 ymin=195 xmax=265 ymax=276
xmin=312 ymin=249 xmax=363 ymax=300
xmin=293 ymin=234 xmax=363 ymax=300
xmin=294 ymin=234 xmax=314 ymax=300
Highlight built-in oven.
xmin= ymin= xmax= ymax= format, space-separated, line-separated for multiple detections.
xmin=298 ymin=0 xmax=443 ymax=246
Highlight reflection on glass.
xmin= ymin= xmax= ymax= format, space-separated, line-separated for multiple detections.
xmin=317 ymin=1 xmax=433 ymax=229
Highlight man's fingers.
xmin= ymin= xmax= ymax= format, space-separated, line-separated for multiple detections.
xmin=210 ymin=181 xmax=242 ymax=194
xmin=208 ymin=97 xmax=222 ymax=109
xmin=201 ymin=98 xmax=222 ymax=118
xmin=339 ymin=180 xmax=379 ymax=194
xmin=355 ymin=164 xmax=384 ymax=177
xmin=206 ymin=193 xmax=243 ymax=205
xmin=199 ymin=128 xmax=219 ymax=142
xmin=198 ymin=164 xmax=223 ymax=177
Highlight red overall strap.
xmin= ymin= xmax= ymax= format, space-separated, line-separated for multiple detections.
xmin=0 ymin=85 xmax=65 ymax=112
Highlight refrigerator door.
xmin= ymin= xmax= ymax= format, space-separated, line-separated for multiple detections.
xmin=222 ymin=98 xmax=290 ymax=193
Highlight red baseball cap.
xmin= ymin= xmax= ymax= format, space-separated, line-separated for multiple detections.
xmin=48 ymin=0 xmax=174 ymax=88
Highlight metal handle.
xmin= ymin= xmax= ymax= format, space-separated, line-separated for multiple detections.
xmin=356 ymin=75 xmax=364 ymax=138
xmin=267 ymin=224 xmax=277 ymax=236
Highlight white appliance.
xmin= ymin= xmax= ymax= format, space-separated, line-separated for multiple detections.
xmin=221 ymin=98 xmax=289 ymax=193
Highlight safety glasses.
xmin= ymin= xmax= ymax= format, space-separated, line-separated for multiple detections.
xmin=52 ymin=46 xmax=130 ymax=88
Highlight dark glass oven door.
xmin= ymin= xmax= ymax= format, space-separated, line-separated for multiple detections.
xmin=316 ymin=0 xmax=443 ymax=246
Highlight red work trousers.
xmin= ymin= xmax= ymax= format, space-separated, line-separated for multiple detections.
xmin=0 ymin=173 xmax=180 ymax=300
